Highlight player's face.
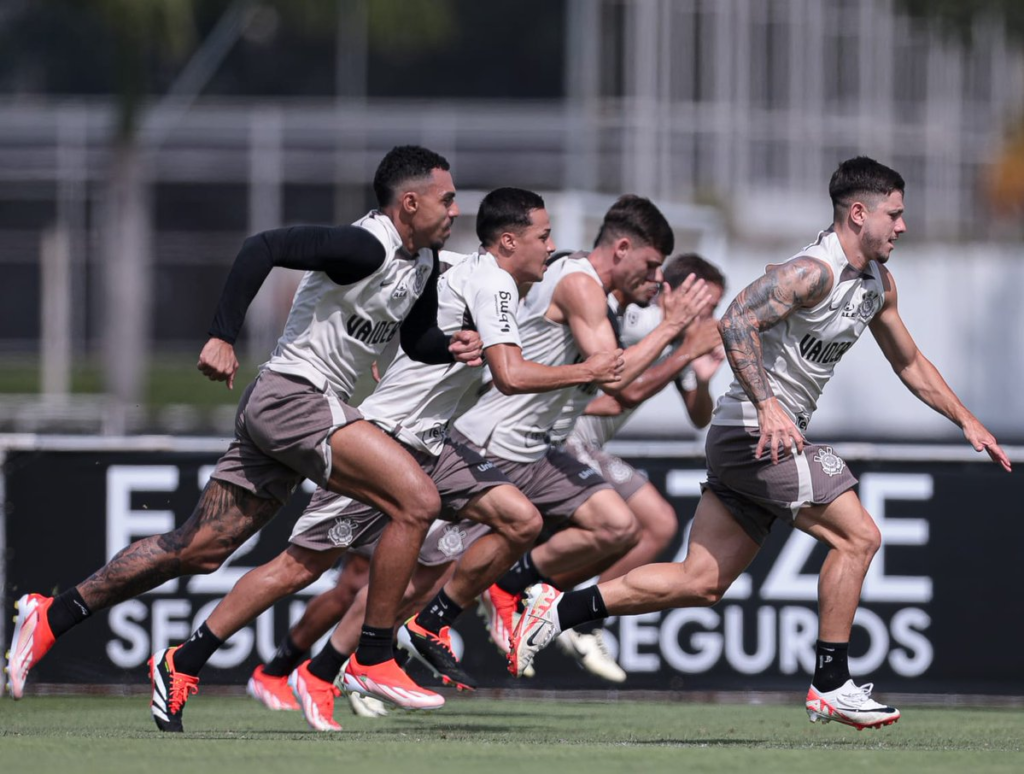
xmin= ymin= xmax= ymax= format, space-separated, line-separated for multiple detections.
xmin=410 ymin=168 xmax=459 ymax=251
xmin=615 ymin=242 xmax=666 ymax=305
xmin=511 ymin=208 xmax=556 ymax=284
xmin=860 ymin=190 xmax=906 ymax=264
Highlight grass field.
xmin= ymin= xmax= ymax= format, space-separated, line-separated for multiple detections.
xmin=1 ymin=694 xmax=1020 ymax=774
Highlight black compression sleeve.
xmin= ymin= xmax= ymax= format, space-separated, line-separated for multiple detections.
xmin=399 ymin=252 xmax=455 ymax=365
xmin=207 ymin=225 xmax=386 ymax=344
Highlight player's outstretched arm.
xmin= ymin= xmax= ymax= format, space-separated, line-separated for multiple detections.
xmin=869 ymin=267 xmax=1011 ymax=472
xmin=485 ymin=342 xmax=624 ymax=394
xmin=612 ymin=316 xmax=722 ymax=410
xmin=719 ymin=257 xmax=832 ymax=462
xmin=201 ymin=225 xmax=386 ymax=387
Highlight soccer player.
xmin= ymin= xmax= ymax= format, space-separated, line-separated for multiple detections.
xmin=508 ymin=157 xmax=1012 ymax=730
xmin=6 ymin=146 xmax=483 ymax=729
xmin=155 ymin=187 xmax=624 ymax=730
xmin=550 ymin=254 xmax=726 ymax=682
xmin=457 ymin=196 xmax=714 ymax=665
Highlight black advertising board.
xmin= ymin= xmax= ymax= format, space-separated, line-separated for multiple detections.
xmin=2 ymin=444 xmax=1021 ymax=693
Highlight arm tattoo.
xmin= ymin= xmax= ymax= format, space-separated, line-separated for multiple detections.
xmin=719 ymin=258 xmax=831 ymax=404
xmin=78 ymin=480 xmax=279 ymax=610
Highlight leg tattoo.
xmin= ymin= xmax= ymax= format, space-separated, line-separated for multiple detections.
xmin=78 ymin=480 xmax=279 ymax=610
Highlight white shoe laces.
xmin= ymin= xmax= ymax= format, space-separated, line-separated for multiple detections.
xmin=589 ymin=630 xmax=615 ymax=660
xmin=839 ymin=682 xmax=874 ymax=707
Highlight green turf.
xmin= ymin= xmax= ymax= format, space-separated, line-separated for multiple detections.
xmin=0 ymin=696 xmax=1020 ymax=774
xmin=0 ymin=355 xmax=258 ymax=407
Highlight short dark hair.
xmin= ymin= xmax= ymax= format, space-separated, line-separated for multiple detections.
xmin=663 ymin=253 xmax=726 ymax=291
xmin=373 ymin=145 xmax=451 ymax=208
xmin=594 ymin=195 xmax=674 ymax=257
xmin=476 ymin=187 xmax=546 ymax=245
xmin=829 ymin=156 xmax=905 ymax=218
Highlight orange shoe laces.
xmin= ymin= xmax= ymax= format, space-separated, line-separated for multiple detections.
xmin=168 ymin=670 xmax=200 ymax=714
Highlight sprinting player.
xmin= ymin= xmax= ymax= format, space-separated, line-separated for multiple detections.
xmin=7 ymin=145 xmax=483 ymax=730
xmin=550 ymin=253 xmax=726 ymax=682
xmin=155 ymin=187 xmax=624 ymax=731
xmin=508 ymin=157 xmax=1012 ymax=730
xmin=457 ymin=196 xmax=714 ymax=668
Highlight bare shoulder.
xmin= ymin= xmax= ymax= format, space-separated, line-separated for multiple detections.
xmin=549 ymin=268 xmax=606 ymax=324
xmin=780 ymin=256 xmax=833 ymax=304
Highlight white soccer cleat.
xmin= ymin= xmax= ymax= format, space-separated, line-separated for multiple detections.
xmin=557 ymin=628 xmax=626 ymax=683
xmin=507 ymin=583 xmax=562 ymax=677
xmin=806 ymin=679 xmax=901 ymax=730
xmin=346 ymin=691 xmax=390 ymax=718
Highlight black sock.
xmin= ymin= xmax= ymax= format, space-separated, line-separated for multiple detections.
xmin=556 ymin=586 xmax=608 ymax=631
xmin=496 ymin=551 xmax=544 ymax=596
xmin=263 ymin=634 xmax=307 ymax=677
xmin=171 ymin=622 xmax=224 ymax=677
xmin=415 ymin=588 xmax=463 ymax=634
xmin=46 ymin=588 xmax=92 ymax=638
xmin=573 ymin=619 xmax=602 ymax=635
xmin=307 ymin=641 xmax=350 ymax=684
xmin=355 ymin=625 xmax=394 ymax=666
xmin=813 ymin=640 xmax=850 ymax=692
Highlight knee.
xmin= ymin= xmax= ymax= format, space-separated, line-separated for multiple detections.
xmin=171 ymin=531 xmax=233 ymax=575
xmin=642 ymin=504 xmax=679 ymax=551
xmin=852 ymin=515 xmax=882 ymax=563
xmin=686 ymin=565 xmax=729 ymax=607
xmin=595 ymin=511 xmax=642 ymax=552
xmin=270 ymin=550 xmax=333 ymax=594
xmin=393 ymin=487 xmax=442 ymax=527
xmin=498 ymin=502 xmax=544 ymax=549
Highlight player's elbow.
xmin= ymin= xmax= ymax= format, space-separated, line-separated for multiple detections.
xmin=491 ymin=372 xmax=528 ymax=395
xmin=601 ymin=385 xmax=641 ymax=409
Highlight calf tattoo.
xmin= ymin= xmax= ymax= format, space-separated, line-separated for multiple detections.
xmin=78 ymin=480 xmax=279 ymax=610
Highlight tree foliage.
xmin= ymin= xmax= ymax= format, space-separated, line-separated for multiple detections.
xmin=895 ymin=0 xmax=1024 ymax=44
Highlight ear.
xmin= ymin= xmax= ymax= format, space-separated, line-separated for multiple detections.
xmin=400 ymin=190 xmax=419 ymax=215
xmin=499 ymin=230 xmax=517 ymax=252
xmin=848 ymin=201 xmax=868 ymax=227
xmin=613 ymin=236 xmax=632 ymax=259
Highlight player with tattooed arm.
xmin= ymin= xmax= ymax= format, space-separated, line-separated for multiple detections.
xmin=507 ymin=156 xmax=1011 ymax=730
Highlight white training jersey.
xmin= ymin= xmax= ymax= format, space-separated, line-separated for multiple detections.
xmin=264 ymin=211 xmax=435 ymax=401
xmin=712 ymin=227 xmax=885 ymax=432
xmin=358 ymin=250 xmax=523 ymax=455
xmin=454 ymin=253 xmax=604 ymax=463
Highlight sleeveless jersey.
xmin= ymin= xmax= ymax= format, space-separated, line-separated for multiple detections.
xmin=454 ymin=253 xmax=604 ymax=463
xmin=712 ymin=228 xmax=885 ymax=431
xmin=358 ymin=250 xmax=522 ymax=455
xmin=265 ymin=211 xmax=435 ymax=401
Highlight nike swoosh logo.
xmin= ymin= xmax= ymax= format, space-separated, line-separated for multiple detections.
xmin=380 ymin=278 xmax=396 ymax=287
xmin=525 ymin=621 xmax=550 ymax=647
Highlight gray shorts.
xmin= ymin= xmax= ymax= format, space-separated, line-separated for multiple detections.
xmin=210 ymin=370 xmax=362 ymax=504
xmin=564 ymin=435 xmax=648 ymax=502
xmin=289 ymin=435 xmax=509 ymax=551
xmin=451 ymin=431 xmax=613 ymax=525
xmin=704 ymin=424 xmax=858 ymax=545
xmin=351 ymin=518 xmax=492 ymax=566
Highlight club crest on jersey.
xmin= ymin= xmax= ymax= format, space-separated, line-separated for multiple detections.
xmin=812 ymin=447 xmax=845 ymax=477
xmin=327 ymin=518 xmax=356 ymax=547
xmin=841 ymin=289 xmax=881 ymax=321
xmin=413 ymin=263 xmax=431 ymax=295
xmin=437 ymin=525 xmax=468 ymax=558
